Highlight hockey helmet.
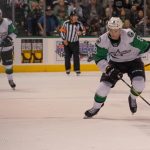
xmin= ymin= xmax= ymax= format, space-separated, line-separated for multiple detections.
xmin=70 ymin=10 xmax=77 ymax=17
xmin=107 ymin=17 xmax=123 ymax=30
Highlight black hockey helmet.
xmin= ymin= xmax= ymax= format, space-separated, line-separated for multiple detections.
xmin=70 ymin=10 xmax=77 ymax=17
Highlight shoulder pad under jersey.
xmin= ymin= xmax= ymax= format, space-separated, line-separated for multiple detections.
xmin=96 ymin=37 xmax=101 ymax=45
xmin=122 ymin=28 xmax=135 ymax=38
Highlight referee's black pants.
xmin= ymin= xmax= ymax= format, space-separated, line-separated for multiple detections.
xmin=64 ymin=41 xmax=80 ymax=72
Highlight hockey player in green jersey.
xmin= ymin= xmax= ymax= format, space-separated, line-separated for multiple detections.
xmin=0 ymin=9 xmax=17 ymax=90
xmin=84 ymin=17 xmax=150 ymax=118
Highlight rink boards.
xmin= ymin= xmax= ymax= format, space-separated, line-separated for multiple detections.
xmin=0 ymin=37 xmax=150 ymax=72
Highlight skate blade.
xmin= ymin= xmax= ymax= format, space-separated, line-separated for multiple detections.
xmin=131 ymin=110 xmax=136 ymax=115
xmin=12 ymin=87 xmax=16 ymax=90
xmin=83 ymin=116 xmax=92 ymax=119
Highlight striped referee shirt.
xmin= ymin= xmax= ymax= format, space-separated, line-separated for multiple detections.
xmin=60 ymin=20 xmax=84 ymax=42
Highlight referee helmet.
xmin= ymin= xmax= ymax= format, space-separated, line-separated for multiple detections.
xmin=70 ymin=10 xmax=77 ymax=17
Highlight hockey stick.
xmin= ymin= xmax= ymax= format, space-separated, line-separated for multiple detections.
xmin=120 ymin=78 xmax=150 ymax=106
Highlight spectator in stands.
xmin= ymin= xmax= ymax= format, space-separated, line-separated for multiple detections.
xmin=124 ymin=0 xmax=132 ymax=9
xmin=135 ymin=16 xmax=150 ymax=36
xmin=112 ymin=0 xmax=125 ymax=16
xmin=98 ymin=0 xmax=112 ymax=9
xmin=104 ymin=6 xmax=112 ymax=19
xmin=145 ymin=17 xmax=150 ymax=36
xmin=136 ymin=9 xmax=144 ymax=23
xmin=68 ymin=0 xmax=83 ymax=21
xmin=1 ymin=0 xmax=147 ymax=37
xmin=82 ymin=0 xmax=105 ymax=22
xmin=123 ymin=18 xmax=135 ymax=31
xmin=146 ymin=0 xmax=150 ymax=18
xmin=38 ymin=6 xmax=60 ymax=36
xmin=15 ymin=0 xmax=25 ymax=35
xmin=87 ymin=17 xmax=101 ymax=36
xmin=130 ymin=4 xmax=139 ymax=27
xmin=119 ymin=8 xmax=130 ymax=22
xmin=53 ymin=0 xmax=69 ymax=17
xmin=130 ymin=9 xmax=144 ymax=35
xmin=21 ymin=2 xmax=31 ymax=35
xmin=80 ymin=0 xmax=89 ymax=7
xmin=100 ymin=7 xmax=112 ymax=34
xmin=46 ymin=0 xmax=54 ymax=8
xmin=27 ymin=4 xmax=42 ymax=36
xmin=131 ymin=0 xmax=143 ymax=9
xmin=57 ymin=9 xmax=67 ymax=25
xmin=38 ymin=0 xmax=45 ymax=8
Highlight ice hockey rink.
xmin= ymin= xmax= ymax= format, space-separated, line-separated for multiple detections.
xmin=0 ymin=71 xmax=150 ymax=150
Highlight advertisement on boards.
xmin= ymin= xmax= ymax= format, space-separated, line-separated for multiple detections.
xmin=55 ymin=40 xmax=96 ymax=62
xmin=21 ymin=39 xmax=43 ymax=63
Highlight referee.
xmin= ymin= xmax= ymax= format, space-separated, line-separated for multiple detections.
xmin=59 ymin=10 xmax=85 ymax=75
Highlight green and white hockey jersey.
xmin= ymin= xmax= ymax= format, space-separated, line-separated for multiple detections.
xmin=95 ymin=29 xmax=150 ymax=72
xmin=0 ymin=18 xmax=16 ymax=47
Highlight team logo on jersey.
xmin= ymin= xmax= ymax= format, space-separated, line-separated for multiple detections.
xmin=136 ymin=35 xmax=144 ymax=42
xmin=127 ymin=31 xmax=134 ymax=37
xmin=110 ymin=49 xmax=131 ymax=58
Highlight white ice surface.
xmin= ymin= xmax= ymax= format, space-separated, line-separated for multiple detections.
xmin=0 ymin=71 xmax=150 ymax=150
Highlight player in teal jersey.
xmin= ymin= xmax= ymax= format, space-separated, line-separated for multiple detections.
xmin=84 ymin=17 xmax=150 ymax=118
xmin=0 ymin=9 xmax=17 ymax=90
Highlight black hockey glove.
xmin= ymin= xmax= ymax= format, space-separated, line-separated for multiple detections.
xmin=105 ymin=65 xmax=123 ymax=80
xmin=1 ymin=36 xmax=13 ymax=47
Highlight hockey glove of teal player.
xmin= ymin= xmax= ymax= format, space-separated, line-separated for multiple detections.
xmin=105 ymin=65 xmax=123 ymax=80
xmin=2 ymin=36 xmax=13 ymax=47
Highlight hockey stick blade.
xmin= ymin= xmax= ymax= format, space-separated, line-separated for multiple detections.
xmin=121 ymin=78 xmax=150 ymax=106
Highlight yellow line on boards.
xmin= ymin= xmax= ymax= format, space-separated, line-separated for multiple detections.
xmin=0 ymin=64 xmax=149 ymax=72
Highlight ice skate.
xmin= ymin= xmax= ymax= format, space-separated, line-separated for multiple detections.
xmin=76 ymin=71 xmax=81 ymax=76
xmin=8 ymin=80 xmax=16 ymax=90
xmin=84 ymin=103 xmax=104 ymax=119
xmin=66 ymin=70 xmax=70 ymax=75
xmin=128 ymin=96 xmax=137 ymax=114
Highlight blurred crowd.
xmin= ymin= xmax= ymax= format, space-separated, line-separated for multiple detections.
xmin=1 ymin=0 xmax=150 ymax=37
